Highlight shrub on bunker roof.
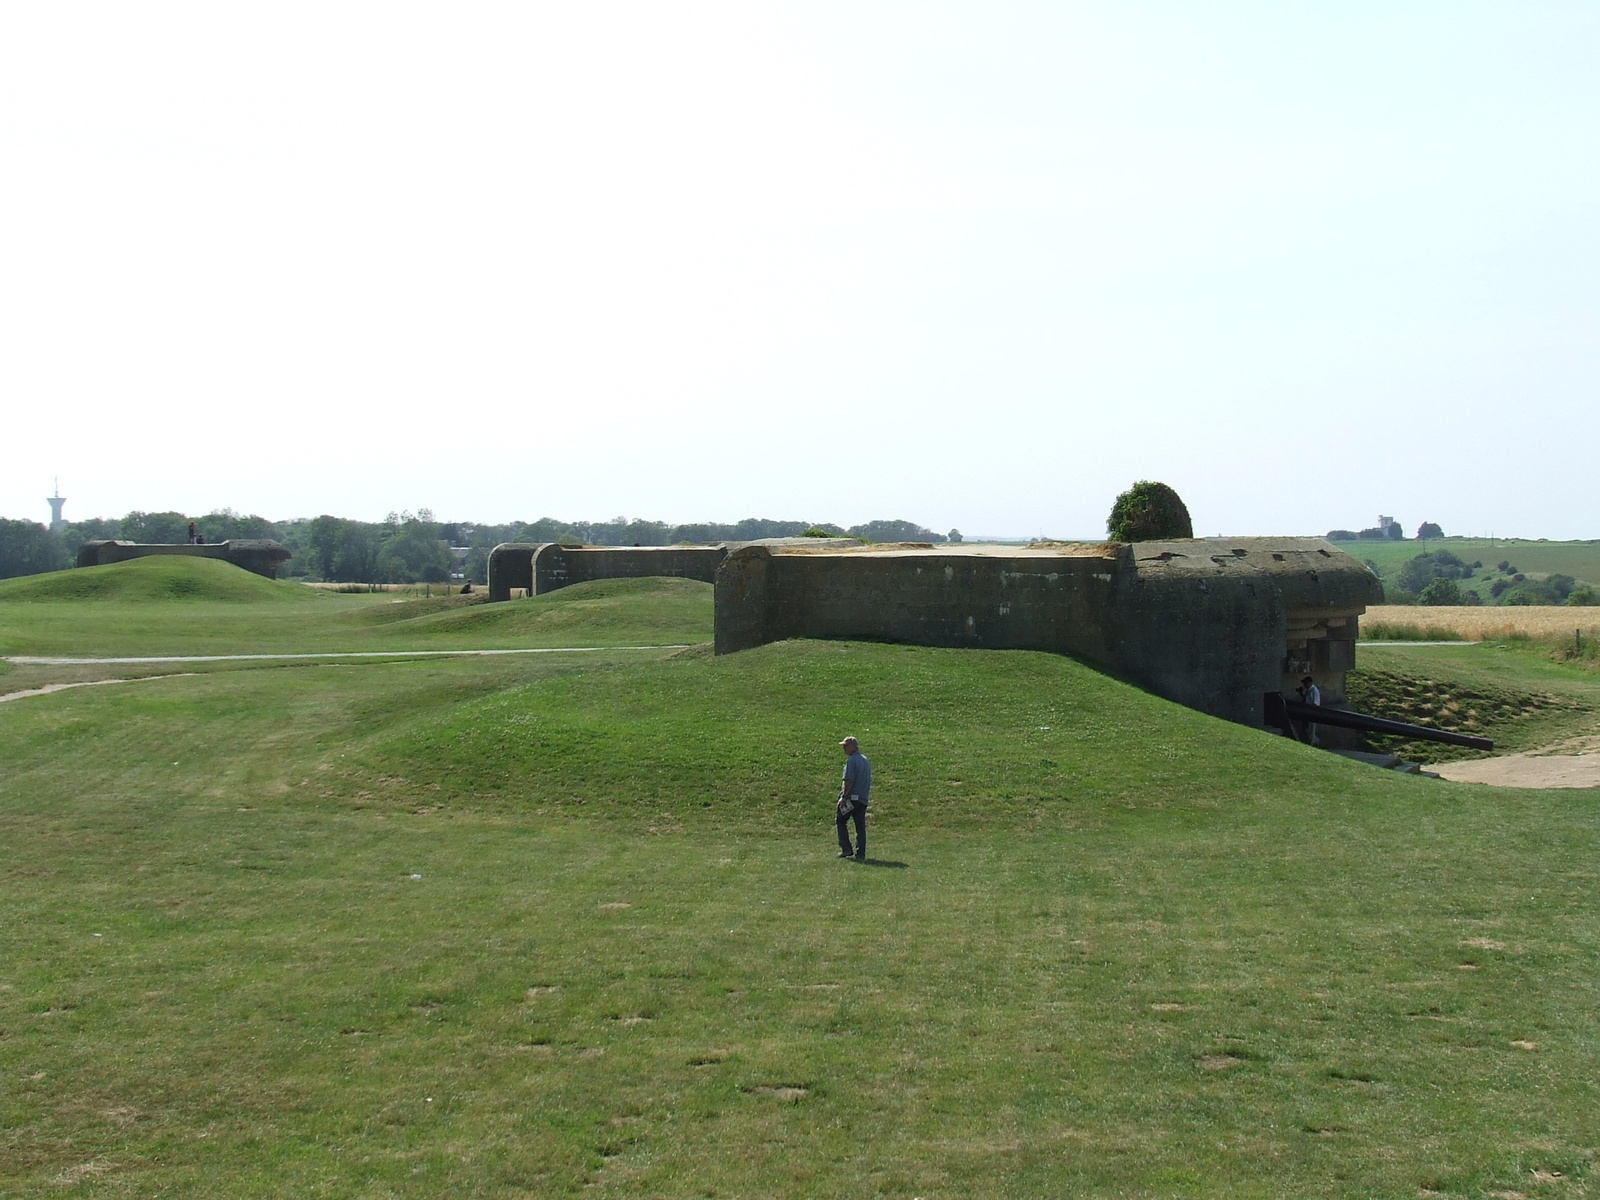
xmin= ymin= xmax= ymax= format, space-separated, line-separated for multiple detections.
xmin=1107 ymin=481 xmax=1193 ymax=542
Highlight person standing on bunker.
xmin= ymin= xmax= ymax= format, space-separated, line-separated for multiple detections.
xmin=836 ymin=736 xmax=871 ymax=860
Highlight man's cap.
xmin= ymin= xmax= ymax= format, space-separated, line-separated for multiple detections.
xmin=839 ymin=735 xmax=858 ymax=746
xmin=1301 ymin=675 xmax=1315 ymax=683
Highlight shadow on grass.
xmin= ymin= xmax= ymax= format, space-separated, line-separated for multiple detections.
xmin=859 ymin=858 xmax=908 ymax=869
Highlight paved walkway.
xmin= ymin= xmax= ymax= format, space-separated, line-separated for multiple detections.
xmin=5 ymin=645 xmax=691 ymax=666
xmin=1357 ymin=641 xmax=1479 ymax=647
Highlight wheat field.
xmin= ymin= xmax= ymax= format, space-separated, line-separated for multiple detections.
xmin=1362 ymin=604 xmax=1600 ymax=640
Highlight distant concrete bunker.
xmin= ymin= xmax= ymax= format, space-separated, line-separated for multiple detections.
xmin=484 ymin=535 xmax=1383 ymax=736
xmin=714 ymin=538 xmax=1383 ymax=731
xmin=488 ymin=543 xmax=728 ymax=602
xmin=77 ymin=539 xmax=293 ymax=580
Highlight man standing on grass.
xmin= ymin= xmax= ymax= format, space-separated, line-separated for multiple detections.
xmin=836 ymin=736 xmax=871 ymax=861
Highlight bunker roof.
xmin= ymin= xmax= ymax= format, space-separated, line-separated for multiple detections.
xmin=762 ymin=540 xmax=1118 ymax=558
xmin=754 ymin=536 xmax=1384 ymax=607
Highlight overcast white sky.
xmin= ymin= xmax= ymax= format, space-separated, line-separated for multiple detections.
xmin=3 ymin=2 xmax=1597 ymax=538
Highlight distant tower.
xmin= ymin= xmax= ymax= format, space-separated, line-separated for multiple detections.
xmin=47 ymin=480 xmax=66 ymax=533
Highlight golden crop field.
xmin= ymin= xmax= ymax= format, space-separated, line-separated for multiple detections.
xmin=1362 ymin=604 xmax=1600 ymax=640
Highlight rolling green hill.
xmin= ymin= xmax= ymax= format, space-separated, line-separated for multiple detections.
xmin=0 ymin=555 xmax=317 ymax=605
xmin=0 ymin=574 xmax=713 ymax=658
xmin=373 ymin=639 xmax=1373 ymax=825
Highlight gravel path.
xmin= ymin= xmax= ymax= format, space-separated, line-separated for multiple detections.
xmin=1434 ymin=735 xmax=1600 ymax=789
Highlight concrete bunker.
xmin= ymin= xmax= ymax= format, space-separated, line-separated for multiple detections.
xmin=713 ymin=537 xmax=1386 ymax=734
xmin=76 ymin=539 xmax=293 ymax=580
xmin=487 ymin=542 xmax=730 ymax=602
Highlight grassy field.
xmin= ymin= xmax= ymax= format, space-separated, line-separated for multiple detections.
xmin=0 ymin=559 xmax=712 ymax=661
xmin=1348 ymin=538 xmax=1600 ymax=605
xmin=4 ymin=560 xmax=1599 ymax=1197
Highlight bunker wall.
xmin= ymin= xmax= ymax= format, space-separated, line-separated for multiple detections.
xmin=715 ymin=546 xmax=1124 ymax=668
xmin=1111 ymin=568 xmax=1285 ymax=725
xmin=487 ymin=543 xmax=545 ymax=602
xmin=714 ymin=538 xmax=1385 ymax=732
xmin=76 ymin=540 xmax=292 ymax=580
xmin=532 ymin=545 xmax=727 ymax=594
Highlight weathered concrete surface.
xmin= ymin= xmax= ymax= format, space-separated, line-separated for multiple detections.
xmin=76 ymin=539 xmax=293 ymax=579
xmin=535 ymin=544 xmax=726 ymax=593
xmin=487 ymin=543 xmax=543 ymax=602
xmin=715 ymin=538 xmax=1383 ymax=730
xmin=488 ymin=542 xmax=728 ymax=602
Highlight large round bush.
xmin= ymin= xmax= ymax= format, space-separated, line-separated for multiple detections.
xmin=1107 ymin=481 xmax=1193 ymax=542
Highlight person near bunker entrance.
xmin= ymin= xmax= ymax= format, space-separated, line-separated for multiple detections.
xmin=1297 ymin=675 xmax=1322 ymax=746
xmin=836 ymin=736 xmax=871 ymax=860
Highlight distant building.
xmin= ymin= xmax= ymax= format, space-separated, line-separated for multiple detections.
xmin=46 ymin=482 xmax=66 ymax=533
xmin=1355 ymin=515 xmax=1404 ymax=541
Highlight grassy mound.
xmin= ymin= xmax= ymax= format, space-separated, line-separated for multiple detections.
xmin=346 ymin=577 xmax=713 ymax=647
xmin=0 ymin=574 xmax=709 ymax=658
xmin=0 ymin=556 xmax=316 ymax=605
xmin=365 ymin=639 xmax=1391 ymax=824
xmin=1346 ymin=663 xmax=1593 ymax=761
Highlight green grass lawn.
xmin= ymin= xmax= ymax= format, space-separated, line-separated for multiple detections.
xmin=3 ymin=563 xmax=1598 ymax=1196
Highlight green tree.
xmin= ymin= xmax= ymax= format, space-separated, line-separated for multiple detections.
xmin=846 ymin=520 xmax=947 ymax=543
xmin=305 ymin=516 xmax=384 ymax=583
xmin=1418 ymin=577 xmax=1462 ymax=605
xmin=1397 ymin=551 xmax=1472 ymax=596
xmin=0 ymin=519 xmax=69 ymax=579
xmin=334 ymin=524 xmax=383 ymax=583
xmin=198 ymin=509 xmax=277 ymax=542
xmin=120 ymin=511 xmax=192 ymax=543
xmin=58 ymin=517 xmax=119 ymax=560
xmin=377 ymin=518 xmax=452 ymax=583
xmin=307 ymin=516 xmax=344 ymax=580
xmin=1107 ymin=481 xmax=1193 ymax=542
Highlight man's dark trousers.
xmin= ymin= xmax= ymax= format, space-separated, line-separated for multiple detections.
xmin=836 ymin=800 xmax=866 ymax=859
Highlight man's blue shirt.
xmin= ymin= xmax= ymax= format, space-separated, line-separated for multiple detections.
xmin=842 ymin=752 xmax=871 ymax=802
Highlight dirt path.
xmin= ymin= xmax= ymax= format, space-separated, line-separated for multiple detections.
xmin=1435 ymin=735 xmax=1600 ymax=789
xmin=0 ymin=676 xmax=193 ymax=704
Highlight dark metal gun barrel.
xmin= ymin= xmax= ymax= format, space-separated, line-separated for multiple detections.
xmin=1281 ymin=698 xmax=1494 ymax=750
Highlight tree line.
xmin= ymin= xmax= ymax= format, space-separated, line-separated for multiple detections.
xmin=0 ymin=510 xmax=957 ymax=584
